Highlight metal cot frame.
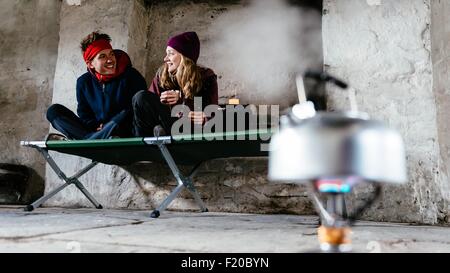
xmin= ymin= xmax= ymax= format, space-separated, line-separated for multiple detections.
xmin=21 ymin=130 xmax=270 ymax=218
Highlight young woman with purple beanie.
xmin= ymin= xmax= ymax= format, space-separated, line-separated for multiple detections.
xmin=132 ymin=31 xmax=218 ymax=136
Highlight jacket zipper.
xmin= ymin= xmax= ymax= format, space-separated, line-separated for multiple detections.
xmin=101 ymin=84 xmax=106 ymax=121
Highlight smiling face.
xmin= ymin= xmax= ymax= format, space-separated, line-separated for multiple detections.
xmin=164 ymin=46 xmax=182 ymax=73
xmin=87 ymin=48 xmax=116 ymax=75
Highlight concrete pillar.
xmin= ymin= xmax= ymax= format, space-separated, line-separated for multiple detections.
xmin=430 ymin=0 xmax=450 ymax=223
xmin=323 ymin=0 xmax=449 ymax=224
xmin=0 ymin=0 xmax=61 ymax=203
xmin=45 ymin=0 xmax=152 ymax=208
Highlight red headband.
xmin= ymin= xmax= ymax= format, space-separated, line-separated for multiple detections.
xmin=83 ymin=39 xmax=113 ymax=62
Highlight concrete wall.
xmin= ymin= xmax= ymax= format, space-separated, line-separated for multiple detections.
xmin=323 ymin=0 xmax=449 ymax=224
xmin=431 ymin=0 xmax=450 ymax=223
xmin=5 ymin=0 xmax=449 ymax=224
xmin=0 ymin=0 xmax=61 ymax=203
xmin=44 ymin=0 xmax=319 ymax=215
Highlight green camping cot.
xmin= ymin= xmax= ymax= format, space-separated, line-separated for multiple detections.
xmin=20 ymin=129 xmax=272 ymax=218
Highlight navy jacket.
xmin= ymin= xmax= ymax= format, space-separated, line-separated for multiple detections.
xmin=76 ymin=53 xmax=147 ymax=135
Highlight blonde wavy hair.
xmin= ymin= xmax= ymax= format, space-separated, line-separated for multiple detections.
xmin=159 ymin=55 xmax=202 ymax=99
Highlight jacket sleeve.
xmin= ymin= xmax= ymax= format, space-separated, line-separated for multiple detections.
xmin=76 ymin=79 xmax=99 ymax=131
xmin=148 ymin=74 xmax=162 ymax=96
xmin=204 ymin=74 xmax=218 ymax=106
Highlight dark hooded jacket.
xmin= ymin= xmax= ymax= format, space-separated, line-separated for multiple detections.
xmin=76 ymin=50 xmax=147 ymax=135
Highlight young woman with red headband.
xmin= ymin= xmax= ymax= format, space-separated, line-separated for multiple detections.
xmin=132 ymin=31 xmax=218 ymax=136
xmin=46 ymin=31 xmax=147 ymax=140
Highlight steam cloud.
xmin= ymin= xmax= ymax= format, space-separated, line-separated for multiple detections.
xmin=209 ymin=0 xmax=322 ymax=108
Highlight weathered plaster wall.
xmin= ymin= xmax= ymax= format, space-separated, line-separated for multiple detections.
xmin=143 ymin=0 xmax=252 ymax=105
xmin=323 ymin=0 xmax=449 ymax=224
xmin=143 ymin=0 xmax=322 ymax=107
xmin=0 ymin=0 xmax=61 ymax=203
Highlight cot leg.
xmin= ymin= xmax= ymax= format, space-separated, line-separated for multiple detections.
xmin=151 ymin=184 xmax=185 ymax=218
xmin=73 ymin=180 xmax=103 ymax=209
xmin=150 ymin=210 xmax=160 ymax=218
xmin=24 ymin=147 xmax=101 ymax=211
xmin=184 ymin=177 xmax=208 ymax=212
xmin=24 ymin=182 xmax=71 ymax=211
xmin=154 ymin=144 xmax=208 ymax=217
xmin=191 ymin=191 xmax=208 ymax=212
xmin=187 ymin=162 xmax=208 ymax=212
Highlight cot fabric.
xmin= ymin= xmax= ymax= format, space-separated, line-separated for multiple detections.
xmin=45 ymin=129 xmax=272 ymax=165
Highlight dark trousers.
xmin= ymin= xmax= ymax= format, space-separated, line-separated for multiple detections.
xmin=132 ymin=90 xmax=177 ymax=137
xmin=46 ymin=104 xmax=128 ymax=140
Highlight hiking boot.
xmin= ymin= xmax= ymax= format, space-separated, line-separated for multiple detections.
xmin=45 ymin=133 xmax=68 ymax=141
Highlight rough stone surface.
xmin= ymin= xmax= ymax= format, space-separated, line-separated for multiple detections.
xmin=0 ymin=0 xmax=61 ymax=203
xmin=323 ymin=0 xmax=449 ymax=224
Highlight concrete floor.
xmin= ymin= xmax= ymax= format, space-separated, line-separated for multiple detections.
xmin=0 ymin=206 xmax=449 ymax=253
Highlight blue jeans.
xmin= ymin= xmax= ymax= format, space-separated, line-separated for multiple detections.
xmin=46 ymin=104 xmax=128 ymax=140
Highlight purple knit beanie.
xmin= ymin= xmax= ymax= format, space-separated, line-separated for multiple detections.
xmin=167 ymin=31 xmax=200 ymax=63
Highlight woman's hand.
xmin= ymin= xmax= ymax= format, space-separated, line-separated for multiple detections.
xmin=188 ymin=111 xmax=206 ymax=125
xmin=96 ymin=123 xmax=103 ymax=131
xmin=160 ymin=90 xmax=180 ymax=105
